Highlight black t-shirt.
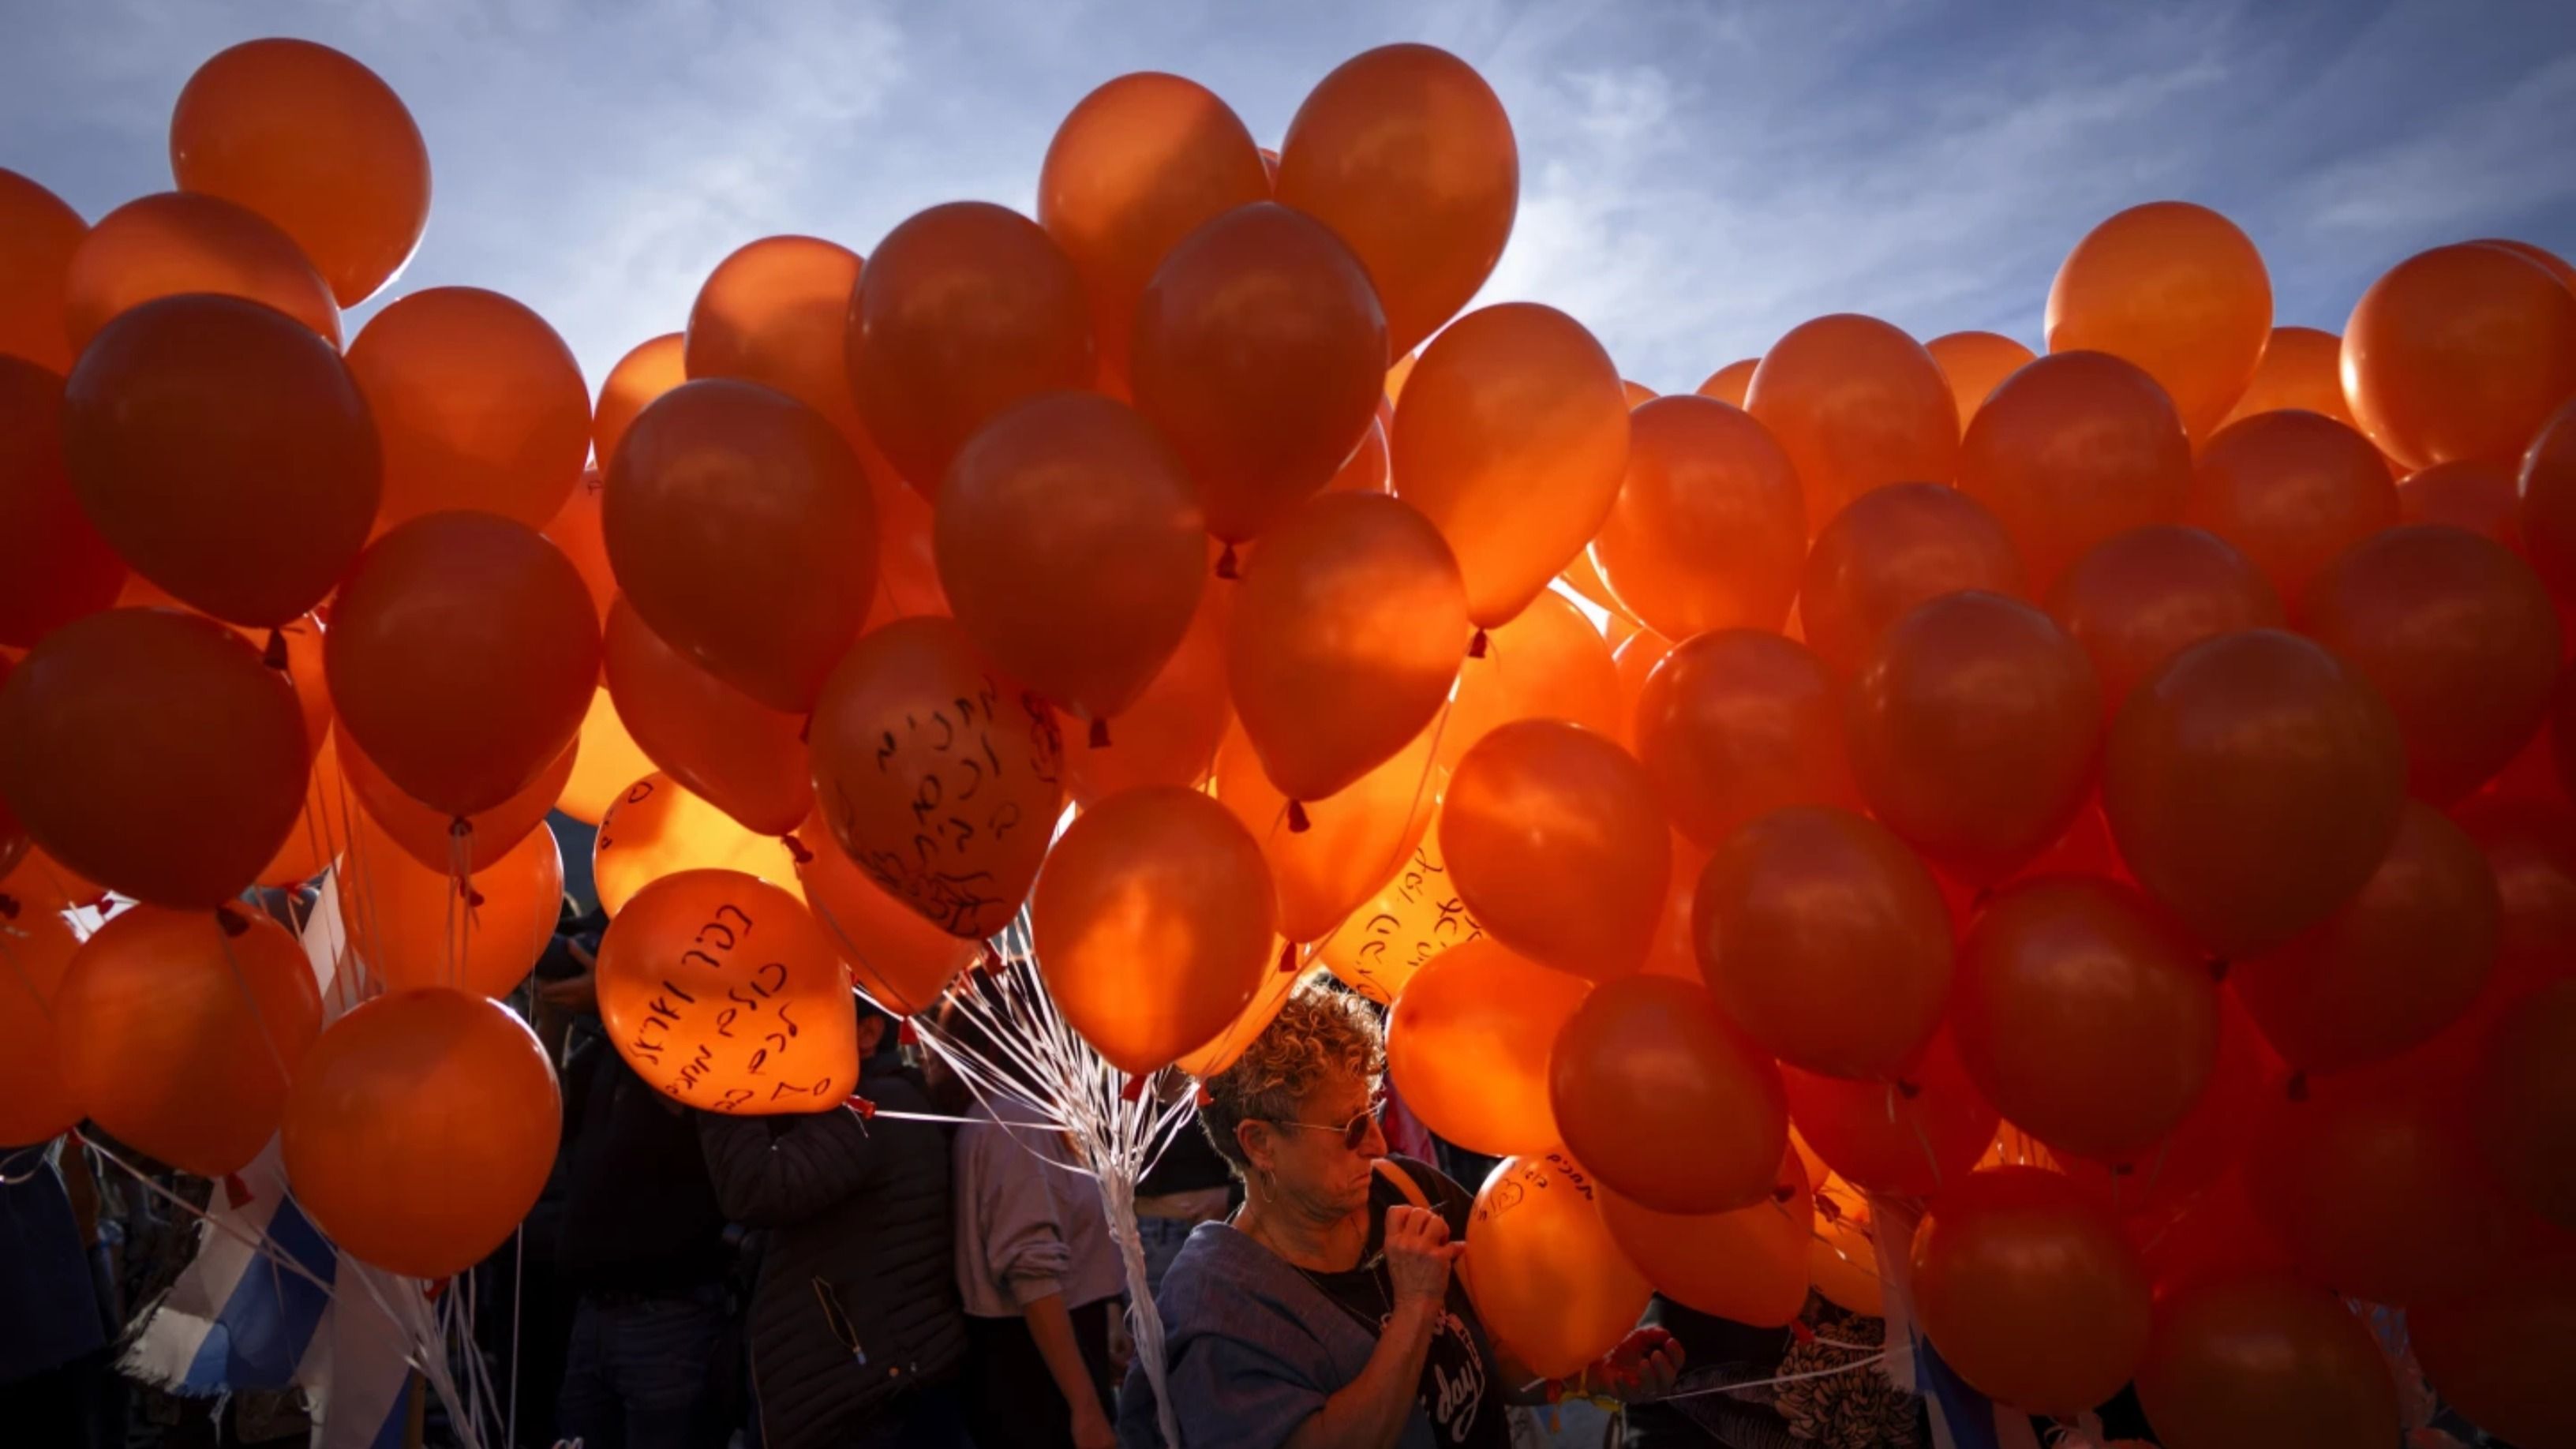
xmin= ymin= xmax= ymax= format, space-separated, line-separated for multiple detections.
xmin=1298 ymin=1158 xmax=1509 ymax=1449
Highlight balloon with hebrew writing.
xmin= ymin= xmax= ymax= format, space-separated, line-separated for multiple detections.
xmin=1463 ymin=1151 xmax=1653 ymax=1381
xmin=592 ymin=773 xmax=805 ymax=918
xmin=597 ymin=868 xmax=859 ymax=1115
xmin=1320 ymin=819 xmax=1483 ymax=1005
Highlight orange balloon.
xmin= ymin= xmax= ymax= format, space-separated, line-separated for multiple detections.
xmin=1642 ymin=834 xmax=1711 ymax=983
xmin=1032 ymin=785 xmax=1275 ymax=1076
xmin=1953 ymin=876 xmax=2219 ymax=1162
xmin=0 ymin=608 xmax=305 ymax=908
xmin=2051 ymin=986 xmax=2275 ymax=1223
xmin=2237 ymin=801 xmax=2497 ymax=1073
xmin=1633 ymin=629 xmax=1854 ymax=850
xmin=1320 ymin=812 xmax=1484 ymax=1005
xmin=1040 ymin=72 xmax=1270 ymax=388
xmin=2472 ymin=978 xmax=2576 ymax=1231
xmin=1849 ymin=592 xmax=2100 ymax=886
xmin=1133 ymin=202 xmax=1388 ymax=545
xmin=2046 ymin=525 xmax=2283 ymax=721
xmin=792 ymin=817 xmax=974 ymax=1018
xmin=846 ymin=201 xmax=1093 ymax=494
xmin=1174 ymin=954 xmax=1306 ymax=1081
xmin=2245 ymin=1059 xmax=2523 ymax=1306
xmin=0 ymin=848 xmax=106 ymax=915
xmin=0 ymin=168 xmax=84 ymax=372
xmin=170 ymin=38 xmax=428 ymax=306
xmin=807 ymin=616 xmax=1065 ymax=939
xmin=1912 ymin=1166 xmax=2152 ymax=1416
xmin=0 ymin=356 xmax=124 ymax=649
xmin=57 ymin=904 xmax=320 ymax=1177
xmin=1275 ymin=43 xmax=1515 ymax=358
xmin=863 ymin=454 xmax=952 ymax=625
xmin=1806 ymin=1167 xmax=1889 ymax=1316
xmin=1215 ymin=718 xmax=1436 ymax=945
xmin=1957 ymin=350 xmax=2192 ymax=592
xmin=2344 ymin=242 xmax=2576 ymax=471
xmin=593 ymin=773 xmax=803 ymax=918
xmin=540 ymin=469 xmax=616 ymax=627
xmin=283 ymin=988 xmax=559 ymax=1279
xmin=605 ymin=597 xmax=809 ymax=836
xmin=1062 ymin=578 xmax=1231 ymax=806
xmin=339 ymin=807 xmax=562 ymax=999
xmin=1694 ymin=358 xmax=1756 ymax=407
xmin=1589 ymin=395 xmax=1803 ymax=638
xmin=592 ymin=333 xmax=686 ymax=474
xmin=1799 ymin=481 xmax=2027 ymax=678
xmin=1926 ymin=331 xmax=2036 ymax=435
xmin=258 ymin=729 xmax=346 ymax=889
xmin=1387 ymin=937 xmax=1589 ymax=1156
xmin=1746 ymin=313 xmax=1959 ymax=533
xmin=1784 ymin=1026 xmax=1998 ymax=1200
xmin=605 ymin=379 xmax=878 ymax=712
xmin=328 ymin=512 xmax=599 ymax=818
xmin=2408 ymin=1252 xmax=2576 ymax=1449
xmin=2186 ymin=408 xmax=2399 ymax=604
xmin=2135 ymin=1276 xmax=2399 ymax=1449
xmin=937 ymin=392 xmax=1208 ymax=726
xmin=1227 ymin=492 xmax=1470 ymax=803
xmin=0 ymin=900 xmax=82 ymax=1147
xmin=1550 ymin=974 xmax=1786 ymax=1214
xmin=1391 ymin=303 xmax=1629 ymax=628
xmin=1611 ymin=627 xmax=1672 ymax=728
xmin=62 ymin=191 xmax=339 ymax=350
xmin=1697 ymin=805 xmax=1952 ymax=1080
xmin=2458 ymin=796 xmax=2576 ymax=996
xmin=2525 ymin=399 xmax=2576 ymax=604
xmin=2046 ymin=201 xmax=2271 ymax=441
xmin=1601 ymin=1149 xmax=1812 ymax=1328
xmin=340 ymin=727 xmax=574 ymax=874
xmin=685 ymin=235 xmax=874 ymax=445
xmin=2103 ymin=629 xmax=2406 ymax=957
xmin=2482 ymin=238 xmax=2576 ymax=294
xmin=557 ymin=686 xmax=654 ymax=827
xmin=1324 ymin=410 xmax=1391 ymax=496
xmin=1464 ymin=1152 xmax=1653 ymax=1381
xmin=1436 ymin=588 xmax=1622 ymax=773
xmin=2303 ymin=523 xmax=2561 ymax=803
xmin=2398 ymin=459 xmax=2522 ymax=552
xmin=2218 ymin=325 xmax=2353 ymax=432
xmin=596 ymin=869 xmax=858 ymax=1113
xmin=348 ymin=286 xmax=588 ymax=531
xmin=61 ymin=293 xmax=378 ymax=627
xmin=1442 ymin=721 xmax=1670 ymax=982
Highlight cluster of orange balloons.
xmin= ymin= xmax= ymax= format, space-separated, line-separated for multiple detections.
xmin=5 ymin=35 xmax=2576 ymax=1443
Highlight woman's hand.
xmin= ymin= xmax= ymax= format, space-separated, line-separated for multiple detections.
xmin=1578 ymin=1326 xmax=1684 ymax=1403
xmin=1383 ymin=1205 xmax=1466 ymax=1307
xmin=1071 ymin=1398 xmax=1118 ymax=1449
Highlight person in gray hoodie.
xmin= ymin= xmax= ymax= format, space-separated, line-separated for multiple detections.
xmin=1117 ymin=983 xmax=1682 ymax=1449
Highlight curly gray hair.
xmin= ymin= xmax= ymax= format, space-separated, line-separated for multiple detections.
xmin=1197 ymin=982 xmax=1384 ymax=1173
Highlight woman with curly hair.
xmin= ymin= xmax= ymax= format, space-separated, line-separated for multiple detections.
xmin=1116 ymin=982 xmax=1682 ymax=1449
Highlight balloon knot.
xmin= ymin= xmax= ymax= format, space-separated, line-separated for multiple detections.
xmin=1195 ymin=1083 xmax=1215 ymax=1108
xmin=214 ymin=904 xmax=249 ymax=938
xmin=1788 ymin=1319 xmax=1816 ymax=1344
xmin=448 ymin=816 xmax=472 ymax=841
xmin=897 ymin=1019 xmax=919 ymax=1047
xmin=977 ymin=943 xmax=1005 ymax=977
xmin=426 ymin=1278 xmax=449 ymax=1301
xmin=1971 ymin=885 xmax=1995 ymax=912
xmin=1089 ymin=716 xmax=1110 ymax=750
xmin=1278 ymin=941 xmax=1299 ymax=973
xmin=222 ymin=1172 xmax=254 ymax=1208
xmin=1772 ymin=1181 xmax=1795 ymax=1204
xmin=2109 ymin=1160 xmax=2136 ymax=1177
xmin=2286 ymin=1071 xmax=2309 ymax=1103
xmin=2207 ymin=957 xmax=2230 ymax=983
xmin=1120 ymin=1074 xmax=1148 ymax=1103
xmin=798 ymin=714 xmax=811 ymax=745
xmin=1814 ymin=1193 xmax=1842 ymax=1223
xmin=1467 ymin=629 xmax=1488 ymax=659
xmin=782 ymin=834 xmax=814 ymax=865
xmin=261 ymin=629 xmax=288 ymax=670
xmin=1895 ymin=1077 xmax=1922 ymax=1100
xmin=1215 ymin=544 xmax=1239 ymax=580
xmin=1286 ymin=799 xmax=1311 ymax=833
xmin=464 ymin=886 xmax=487 ymax=910
xmin=845 ymin=1095 xmax=878 ymax=1121
xmin=0 ymin=893 xmax=17 ymax=922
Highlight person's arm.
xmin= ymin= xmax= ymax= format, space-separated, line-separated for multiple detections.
xmin=695 ymin=1108 xmax=886 ymax=1229
xmin=1024 ymin=1289 xmax=1116 ymax=1449
xmin=1280 ymin=1206 xmax=1458 ymax=1449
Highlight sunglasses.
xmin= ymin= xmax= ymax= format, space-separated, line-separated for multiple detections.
xmin=1267 ymin=1095 xmax=1383 ymax=1151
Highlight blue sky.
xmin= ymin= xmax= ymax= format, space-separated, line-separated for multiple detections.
xmin=7 ymin=0 xmax=2572 ymax=395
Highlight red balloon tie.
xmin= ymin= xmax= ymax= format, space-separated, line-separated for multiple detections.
xmin=844 ymin=1095 xmax=878 ymax=1121
xmin=214 ymin=904 xmax=249 ymax=938
xmin=1773 ymin=1180 xmax=1796 ymax=1204
xmin=1215 ymin=545 xmax=1240 ymax=580
xmin=1120 ymin=1074 xmax=1148 ymax=1103
xmin=781 ymin=834 xmax=814 ymax=865
xmin=1286 ymin=800 xmax=1311 ymax=833
xmin=261 ymin=628 xmax=288 ymax=670
xmin=1277 ymin=942 xmax=1298 ymax=973
xmin=2207 ymin=957 xmax=2230 ymax=983
xmin=222 ymin=1172 xmax=254 ymax=1208
xmin=1467 ymin=629 xmax=1488 ymax=659
xmin=1788 ymin=1319 xmax=1816 ymax=1345
xmin=2286 ymin=1071 xmax=2309 ymax=1103
xmin=0 ymin=893 xmax=17 ymax=922
xmin=1895 ymin=1076 xmax=1923 ymax=1100
xmin=1194 ymin=1084 xmax=1214 ymax=1108
xmin=1089 ymin=717 xmax=1111 ymax=749
xmin=897 ymin=1019 xmax=919 ymax=1047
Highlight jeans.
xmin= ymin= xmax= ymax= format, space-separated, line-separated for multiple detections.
xmin=1135 ymin=1215 xmax=1197 ymax=1299
xmin=556 ymin=1289 xmax=727 ymax=1449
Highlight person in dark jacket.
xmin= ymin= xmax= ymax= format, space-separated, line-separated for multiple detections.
xmin=698 ymin=999 xmax=968 ymax=1449
xmin=552 ymin=1032 xmax=735 ymax=1449
xmin=0 ymin=1143 xmax=116 ymax=1449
